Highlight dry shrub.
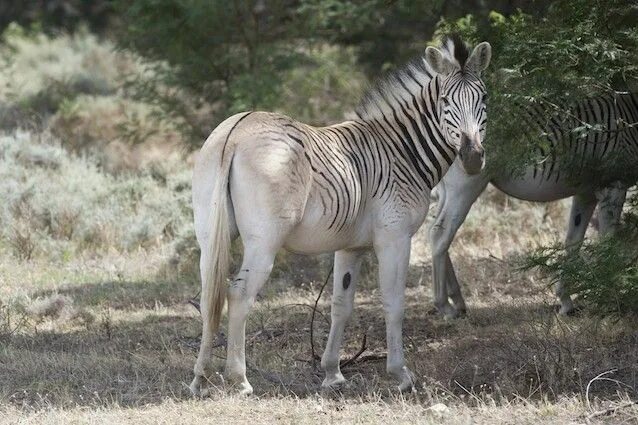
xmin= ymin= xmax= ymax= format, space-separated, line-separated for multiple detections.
xmin=0 ymin=131 xmax=193 ymax=260
xmin=49 ymin=95 xmax=185 ymax=173
xmin=8 ymin=223 xmax=36 ymax=261
xmin=0 ymin=25 xmax=137 ymax=108
xmin=26 ymin=295 xmax=73 ymax=319
xmin=24 ymin=294 xmax=95 ymax=326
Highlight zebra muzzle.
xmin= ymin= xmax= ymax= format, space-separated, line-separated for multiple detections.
xmin=459 ymin=132 xmax=484 ymax=175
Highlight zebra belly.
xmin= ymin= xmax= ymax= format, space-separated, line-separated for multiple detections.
xmin=283 ymin=195 xmax=374 ymax=254
xmin=491 ymin=168 xmax=577 ymax=202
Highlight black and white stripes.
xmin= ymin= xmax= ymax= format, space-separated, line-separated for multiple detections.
xmin=519 ymin=92 xmax=638 ymax=183
xmin=190 ymin=35 xmax=492 ymax=395
xmin=273 ymin=36 xmax=489 ymax=232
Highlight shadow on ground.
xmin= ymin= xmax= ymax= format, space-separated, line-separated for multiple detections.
xmin=1 ymin=256 xmax=637 ymax=410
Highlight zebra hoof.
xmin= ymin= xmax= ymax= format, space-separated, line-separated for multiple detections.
xmin=189 ymin=375 xmax=210 ymax=398
xmin=436 ymin=303 xmax=461 ymax=320
xmin=396 ymin=367 xmax=417 ymax=393
xmin=236 ymin=381 xmax=254 ymax=396
xmin=322 ymin=373 xmax=347 ymax=389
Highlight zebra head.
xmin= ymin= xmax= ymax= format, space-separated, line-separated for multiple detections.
xmin=425 ymin=36 xmax=491 ymax=175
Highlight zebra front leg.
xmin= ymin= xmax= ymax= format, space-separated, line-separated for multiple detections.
xmin=444 ymin=254 xmax=466 ymax=315
xmin=321 ymin=249 xmax=365 ymax=388
xmin=224 ymin=242 xmax=278 ymax=395
xmin=376 ymin=236 xmax=415 ymax=392
xmin=558 ymin=194 xmax=596 ymax=315
xmin=430 ymin=168 xmax=487 ymax=319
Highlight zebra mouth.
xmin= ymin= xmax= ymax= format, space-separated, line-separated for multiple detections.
xmin=459 ymin=133 xmax=485 ymax=175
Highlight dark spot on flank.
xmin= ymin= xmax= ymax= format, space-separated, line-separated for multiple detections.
xmin=342 ymin=272 xmax=351 ymax=290
xmin=574 ymin=213 xmax=582 ymax=227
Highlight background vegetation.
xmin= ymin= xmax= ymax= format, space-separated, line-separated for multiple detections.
xmin=0 ymin=1 xmax=637 ymax=423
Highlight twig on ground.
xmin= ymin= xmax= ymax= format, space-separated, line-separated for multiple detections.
xmin=586 ymin=401 xmax=636 ymax=420
xmin=187 ymin=290 xmax=201 ymax=313
xmin=340 ymin=333 xmax=368 ymax=369
xmin=585 ymin=369 xmax=632 ymax=412
xmin=247 ymin=361 xmax=288 ymax=385
xmin=276 ymin=303 xmax=330 ymax=326
xmin=310 ymin=267 xmax=333 ymax=369
xmin=351 ymin=353 xmax=386 ymax=363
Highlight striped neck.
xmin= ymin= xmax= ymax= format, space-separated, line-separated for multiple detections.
xmin=355 ymin=76 xmax=456 ymax=190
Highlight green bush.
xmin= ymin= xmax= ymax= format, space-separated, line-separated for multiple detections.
xmin=437 ymin=1 xmax=638 ymax=179
xmin=522 ymin=214 xmax=638 ymax=317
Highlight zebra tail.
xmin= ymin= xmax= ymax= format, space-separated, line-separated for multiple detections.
xmin=202 ymin=148 xmax=233 ymax=334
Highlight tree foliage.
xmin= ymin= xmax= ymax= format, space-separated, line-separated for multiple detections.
xmin=113 ymin=0 xmax=307 ymax=143
xmin=0 ymin=0 xmax=113 ymax=34
xmin=111 ymin=0 xmax=549 ymax=145
xmin=438 ymin=0 xmax=638 ymax=179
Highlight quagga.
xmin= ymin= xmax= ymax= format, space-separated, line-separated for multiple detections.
xmin=430 ymin=92 xmax=638 ymax=319
xmin=190 ymin=35 xmax=491 ymax=396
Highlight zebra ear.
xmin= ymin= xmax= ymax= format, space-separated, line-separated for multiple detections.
xmin=466 ymin=42 xmax=492 ymax=74
xmin=425 ymin=46 xmax=454 ymax=75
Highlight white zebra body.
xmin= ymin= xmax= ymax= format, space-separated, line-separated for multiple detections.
xmin=190 ymin=36 xmax=492 ymax=395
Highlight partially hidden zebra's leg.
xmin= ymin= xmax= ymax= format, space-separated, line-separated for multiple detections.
xmin=595 ymin=182 xmax=627 ymax=236
xmin=444 ymin=255 xmax=465 ymax=314
xmin=430 ymin=168 xmax=488 ymax=319
xmin=558 ymin=194 xmax=597 ymax=315
xmin=321 ymin=249 xmax=365 ymax=388
xmin=375 ymin=235 xmax=415 ymax=392
xmin=224 ymin=240 xmax=279 ymax=395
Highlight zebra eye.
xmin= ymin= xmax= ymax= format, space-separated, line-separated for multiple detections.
xmin=441 ymin=95 xmax=449 ymax=105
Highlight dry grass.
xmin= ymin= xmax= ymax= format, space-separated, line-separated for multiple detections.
xmin=1 ymin=204 xmax=637 ymax=423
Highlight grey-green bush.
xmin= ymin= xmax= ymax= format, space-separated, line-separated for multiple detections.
xmin=0 ymin=131 xmax=192 ymax=261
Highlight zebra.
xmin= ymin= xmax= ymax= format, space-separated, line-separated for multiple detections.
xmin=430 ymin=92 xmax=638 ymax=319
xmin=189 ymin=35 xmax=492 ymax=396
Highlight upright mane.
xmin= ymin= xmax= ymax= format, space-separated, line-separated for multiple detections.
xmin=354 ymin=35 xmax=470 ymax=120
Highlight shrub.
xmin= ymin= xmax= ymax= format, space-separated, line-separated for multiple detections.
xmin=522 ymin=207 xmax=638 ymax=316
xmin=0 ymin=24 xmax=137 ymax=128
xmin=0 ymin=131 xmax=193 ymax=260
xmin=49 ymin=95 xmax=185 ymax=173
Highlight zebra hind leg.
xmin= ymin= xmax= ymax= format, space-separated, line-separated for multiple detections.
xmin=224 ymin=241 xmax=279 ymax=395
xmin=558 ymin=194 xmax=596 ymax=315
xmin=595 ymin=182 xmax=627 ymax=236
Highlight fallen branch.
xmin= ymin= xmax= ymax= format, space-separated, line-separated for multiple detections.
xmin=187 ymin=290 xmax=202 ymax=313
xmin=587 ymin=401 xmax=636 ymax=420
xmin=353 ymin=353 xmax=387 ymax=363
xmin=310 ymin=268 xmax=333 ymax=369
xmin=340 ymin=334 xmax=367 ymax=369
